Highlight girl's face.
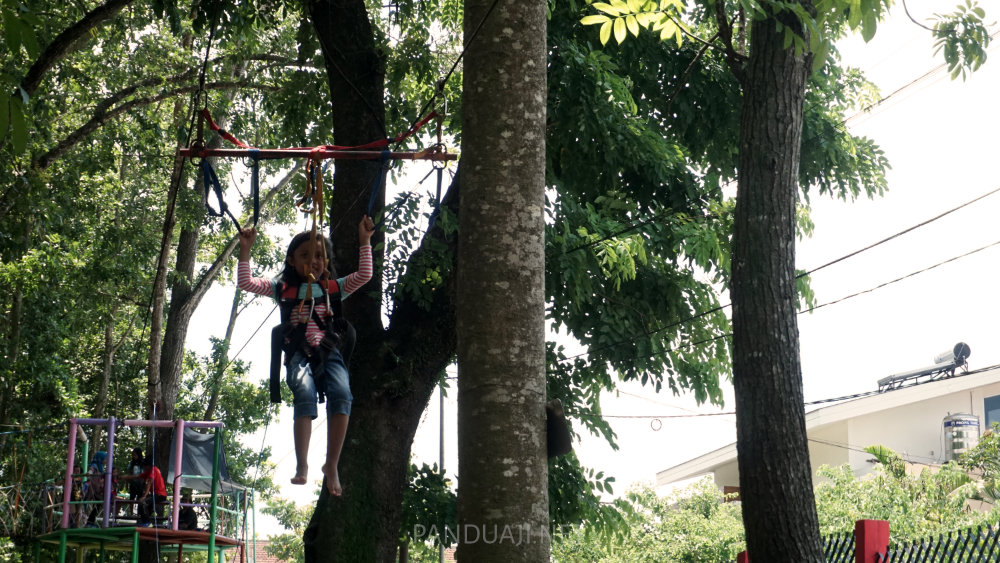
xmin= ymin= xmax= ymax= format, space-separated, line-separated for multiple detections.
xmin=288 ymin=238 xmax=328 ymax=280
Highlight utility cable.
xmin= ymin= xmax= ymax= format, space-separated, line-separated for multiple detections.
xmin=558 ymin=184 xmax=1000 ymax=364
xmin=800 ymin=185 xmax=1000 ymax=277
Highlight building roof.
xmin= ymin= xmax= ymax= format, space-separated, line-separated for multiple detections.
xmin=655 ymin=365 xmax=1000 ymax=487
xmin=236 ymin=540 xmax=288 ymax=563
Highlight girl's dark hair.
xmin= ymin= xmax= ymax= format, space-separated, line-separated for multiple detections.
xmin=279 ymin=231 xmax=337 ymax=284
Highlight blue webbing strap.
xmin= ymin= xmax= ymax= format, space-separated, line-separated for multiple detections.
xmin=201 ymin=158 xmax=242 ymax=231
xmin=366 ymin=150 xmax=392 ymax=217
xmin=248 ymin=149 xmax=260 ymax=228
xmin=427 ymin=165 xmax=445 ymax=231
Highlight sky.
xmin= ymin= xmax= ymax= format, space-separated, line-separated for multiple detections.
xmin=186 ymin=0 xmax=1000 ymax=537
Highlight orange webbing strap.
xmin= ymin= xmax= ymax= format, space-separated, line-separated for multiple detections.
xmin=298 ymin=152 xmax=327 ymax=314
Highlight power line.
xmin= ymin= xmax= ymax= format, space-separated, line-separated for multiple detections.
xmin=575 ymin=387 xmax=883 ymax=420
xmin=803 ymin=237 xmax=1000 ymax=314
xmin=558 ymin=184 xmax=1000 ymax=365
xmin=800 ymin=185 xmax=1000 ymax=277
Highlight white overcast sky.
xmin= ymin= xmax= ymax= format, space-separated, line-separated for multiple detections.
xmin=186 ymin=0 xmax=1000 ymax=535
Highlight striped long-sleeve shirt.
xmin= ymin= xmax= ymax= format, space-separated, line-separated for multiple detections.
xmin=238 ymin=245 xmax=372 ymax=347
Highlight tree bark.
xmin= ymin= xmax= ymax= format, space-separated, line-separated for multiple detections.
xmin=300 ymin=1 xmax=469 ymax=560
xmin=730 ymin=5 xmax=823 ymax=562
xmin=455 ymin=0 xmax=549 ymax=559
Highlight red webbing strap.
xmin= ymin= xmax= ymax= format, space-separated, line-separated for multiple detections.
xmin=200 ymin=108 xmax=252 ymax=148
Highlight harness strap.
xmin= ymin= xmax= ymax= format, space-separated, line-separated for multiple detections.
xmin=248 ymin=149 xmax=260 ymax=229
xmin=201 ymin=159 xmax=242 ymax=230
xmin=366 ymin=150 xmax=392 ymax=217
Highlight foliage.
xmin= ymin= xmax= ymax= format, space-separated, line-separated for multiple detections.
xmin=555 ymin=449 xmax=1000 ymax=560
xmin=399 ymin=462 xmax=457 ymax=548
xmin=580 ymin=0 xmax=989 ymax=76
xmin=262 ymin=496 xmax=312 ymax=563
xmin=933 ymin=1 xmax=992 ymax=80
xmin=551 ymin=479 xmax=745 ymax=562
xmin=958 ymin=422 xmax=1000 ymax=501
xmin=814 ymin=461 xmax=992 ymax=544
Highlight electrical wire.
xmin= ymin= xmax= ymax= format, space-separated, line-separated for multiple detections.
xmin=557 ymin=183 xmax=1000 ymax=365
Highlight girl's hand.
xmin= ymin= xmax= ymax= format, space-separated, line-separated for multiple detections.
xmin=359 ymin=215 xmax=375 ymax=246
xmin=238 ymin=228 xmax=257 ymax=260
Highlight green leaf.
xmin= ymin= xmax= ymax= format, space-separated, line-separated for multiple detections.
xmin=592 ymin=2 xmax=623 ymax=16
xmin=613 ymin=17 xmax=626 ymax=44
xmin=626 ymin=15 xmax=639 ymax=37
xmin=599 ymin=20 xmax=612 ymax=45
xmin=0 ymin=91 xmax=8 ymax=138
xmin=848 ymin=0 xmax=861 ymax=29
xmin=2 ymin=9 xmax=20 ymax=53
xmin=9 ymin=97 xmax=26 ymax=153
xmin=658 ymin=18 xmax=676 ymax=42
xmin=581 ymin=14 xmax=611 ymax=25
xmin=861 ymin=7 xmax=878 ymax=42
xmin=20 ymin=24 xmax=39 ymax=57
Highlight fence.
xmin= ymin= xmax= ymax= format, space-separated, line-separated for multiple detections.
xmin=881 ymin=523 xmax=1000 ymax=562
xmin=736 ymin=519 xmax=1000 ymax=562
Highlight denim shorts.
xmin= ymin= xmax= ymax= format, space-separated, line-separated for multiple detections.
xmin=286 ymin=348 xmax=352 ymax=419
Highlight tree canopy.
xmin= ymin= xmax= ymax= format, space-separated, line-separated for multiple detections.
xmin=0 ymin=0 xmax=968 ymax=558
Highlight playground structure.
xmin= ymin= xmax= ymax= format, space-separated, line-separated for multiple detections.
xmin=31 ymin=417 xmax=256 ymax=563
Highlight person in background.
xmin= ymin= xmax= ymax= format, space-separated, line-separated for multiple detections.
xmin=121 ymin=458 xmax=166 ymax=526
xmin=178 ymin=492 xmax=200 ymax=531
xmin=125 ymin=447 xmax=143 ymax=516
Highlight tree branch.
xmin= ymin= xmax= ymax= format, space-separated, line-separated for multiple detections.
xmin=20 ymin=0 xmax=136 ymax=97
xmin=35 ymin=80 xmax=279 ymax=168
xmin=714 ymin=1 xmax=747 ymax=83
xmin=665 ymin=31 xmax=720 ymax=111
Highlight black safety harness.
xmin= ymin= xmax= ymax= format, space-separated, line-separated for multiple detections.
xmin=269 ymin=279 xmax=356 ymax=404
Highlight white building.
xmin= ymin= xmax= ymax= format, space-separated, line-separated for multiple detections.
xmin=656 ymin=357 xmax=1000 ymax=496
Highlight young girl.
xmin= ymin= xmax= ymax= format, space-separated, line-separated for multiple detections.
xmin=238 ymin=216 xmax=374 ymax=496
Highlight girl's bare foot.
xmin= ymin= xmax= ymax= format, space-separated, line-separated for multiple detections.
xmin=291 ymin=465 xmax=308 ymax=485
xmin=322 ymin=463 xmax=343 ymax=496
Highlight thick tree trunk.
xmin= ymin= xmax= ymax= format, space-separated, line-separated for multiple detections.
xmin=730 ymin=6 xmax=823 ymax=562
xmin=302 ymin=1 xmax=467 ymax=559
xmin=455 ymin=0 xmax=549 ymax=559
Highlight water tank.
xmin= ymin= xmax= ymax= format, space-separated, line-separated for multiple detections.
xmin=943 ymin=413 xmax=980 ymax=461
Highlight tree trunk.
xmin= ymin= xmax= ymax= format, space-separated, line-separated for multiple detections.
xmin=203 ymin=288 xmax=241 ymax=420
xmin=730 ymin=6 xmax=823 ymax=562
xmin=455 ymin=0 xmax=549 ymax=558
xmin=89 ymin=316 xmax=117 ymax=449
xmin=302 ymin=1 xmax=467 ymax=559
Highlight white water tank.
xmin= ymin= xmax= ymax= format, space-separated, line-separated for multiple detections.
xmin=943 ymin=413 xmax=980 ymax=461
